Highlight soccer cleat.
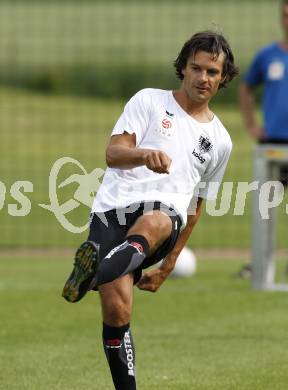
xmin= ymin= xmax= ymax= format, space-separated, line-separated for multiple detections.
xmin=62 ymin=241 xmax=99 ymax=303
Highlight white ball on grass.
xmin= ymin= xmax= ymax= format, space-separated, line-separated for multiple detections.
xmin=170 ymin=247 xmax=197 ymax=278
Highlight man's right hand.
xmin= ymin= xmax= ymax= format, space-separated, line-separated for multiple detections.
xmin=142 ymin=149 xmax=172 ymax=174
xmin=106 ymin=133 xmax=172 ymax=172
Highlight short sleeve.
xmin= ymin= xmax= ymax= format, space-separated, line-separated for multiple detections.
xmin=244 ymin=50 xmax=265 ymax=87
xmin=111 ymin=89 xmax=151 ymax=146
xmin=197 ymin=140 xmax=232 ymax=200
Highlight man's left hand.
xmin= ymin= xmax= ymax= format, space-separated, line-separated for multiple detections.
xmin=137 ymin=268 xmax=169 ymax=292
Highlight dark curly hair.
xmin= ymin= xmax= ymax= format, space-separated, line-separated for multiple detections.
xmin=174 ymin=31 xmax=239 ymax=89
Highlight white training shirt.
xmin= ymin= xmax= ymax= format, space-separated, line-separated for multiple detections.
xmin=92 ymin=88 xmax=232 ymax=227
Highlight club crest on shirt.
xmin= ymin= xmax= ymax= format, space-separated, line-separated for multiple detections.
xmin=198 ymin=135 xmax=213 ymax=154
xmin=192 ymin=135 xmax=213 ymax=164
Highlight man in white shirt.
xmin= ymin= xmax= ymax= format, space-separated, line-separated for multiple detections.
xmin=62 ymin=31 xmax=238 ymax=390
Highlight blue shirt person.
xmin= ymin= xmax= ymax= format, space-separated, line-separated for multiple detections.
xmin=244 ymin=43 xmax=288 ymax=141
xmin=240 ymin=0 xmax=288 ymax=143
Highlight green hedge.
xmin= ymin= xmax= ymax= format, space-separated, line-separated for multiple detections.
xmin=0 ymin=64 xmax=244 ymax=104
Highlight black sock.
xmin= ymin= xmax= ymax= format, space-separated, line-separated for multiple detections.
xmin=96 ymin=235 xmax=149 ymax=286
xmin=103 ymin=322 xmax=136 ymax=390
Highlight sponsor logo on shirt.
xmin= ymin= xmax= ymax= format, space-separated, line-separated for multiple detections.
xmin=192 ymin=149 xmax=206 ymax=164
xmin=154 ymin=111 xmax=174 ymax=137
xmin=162 ymin=118 xmax=172 ymax=129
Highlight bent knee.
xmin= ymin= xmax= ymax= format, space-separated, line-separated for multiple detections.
xmin=129 ymin=212 xmax=172 ymax=246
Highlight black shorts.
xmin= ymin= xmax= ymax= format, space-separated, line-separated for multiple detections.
xmin=88 ymin=201 xmax=182 ymax=284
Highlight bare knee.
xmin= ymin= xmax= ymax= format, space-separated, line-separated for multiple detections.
xmin=127 ymin=212 xmax=172 ymax=251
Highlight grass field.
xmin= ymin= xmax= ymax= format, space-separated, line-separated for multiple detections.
xmin=1 ymin=256 xmax=288 ymax=390
xmin=2 ymin=2 xmax=288 ymax=389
